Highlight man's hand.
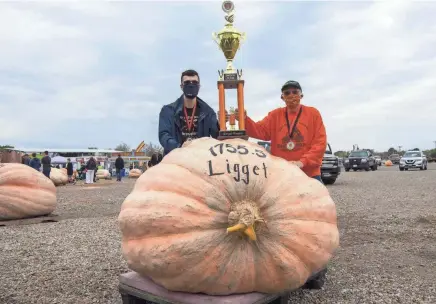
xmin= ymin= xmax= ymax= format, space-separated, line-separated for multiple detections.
xmin=234 ymin=108 xmax=247 ymax=121
xmin=216 ymin=110 xmax=229 ymax=123
xmin=290 ymin=161 xmax=304 ymax=168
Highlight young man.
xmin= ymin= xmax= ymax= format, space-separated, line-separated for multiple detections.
xmin=115 ymin=154 xmax=125 ymax=182
xmin=236 ymin=80 xmax=327 ymax=182
xmin=29 ymin=153 xmax=41 ymax=172
xmin=158 ymin=69 xmax=219 ymax=156
xmin=41 ymin=151 xmax=52 ymax=178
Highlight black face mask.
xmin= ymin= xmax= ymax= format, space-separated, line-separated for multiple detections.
xmin=182 ymin=84 xmax=200 ymax=99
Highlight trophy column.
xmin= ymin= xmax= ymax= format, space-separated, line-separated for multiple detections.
xmin=213 ymin=0 xmax=248 ymax=140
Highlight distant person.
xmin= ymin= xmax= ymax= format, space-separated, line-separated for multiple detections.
xmin=115 ymin=154 xmax=125 ymax=182
xmin=85 ymin=157 xmax=97 ymax=184
xmin=29 ymin=153 xmax=41 ymax=172
xmin=41 ymin=151 xmax=51 ymax=178
xmin=21 ymin=154 xmax=31 ymax=166
xmin=66 ymin=158 xmax=74 ymax=184
xmin=148 ymin=154 xmax=158 ymax=168
xmin=158 ymin=69 xmax=219 ymax=156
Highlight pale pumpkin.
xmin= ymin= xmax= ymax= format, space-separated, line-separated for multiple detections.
xmin=385 ymin=160 xmax=393 ymax=166
xmin=0 ymin=163 xmax=57 ymax=220
xmin=96 ymin=169 xmax=111 ymax=180
xmin=50 ymin=168 xmax=68 ymax=186
xmin=128 ymin=168 xmax=142 ymax=178
xmin=118 ymin=137 xmax=339 ymax=295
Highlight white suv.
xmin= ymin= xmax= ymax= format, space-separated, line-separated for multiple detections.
xmin=399 ymin=150 xmax=428 ymax=171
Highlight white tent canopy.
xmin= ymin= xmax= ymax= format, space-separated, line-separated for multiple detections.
xmin=51 ymin=156 xmax=67 ymax=164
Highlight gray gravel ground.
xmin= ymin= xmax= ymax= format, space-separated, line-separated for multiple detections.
xmin=1 ymin=165 xmax=435 ymax=304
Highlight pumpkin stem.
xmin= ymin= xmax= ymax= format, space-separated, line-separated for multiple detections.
xmin=243 ymin=225 xmax=257 ymax=241
xmin=226 ymin=223 xmax=246 ymax=233
xmin=227 ymin=200 xmax=264 ymax=241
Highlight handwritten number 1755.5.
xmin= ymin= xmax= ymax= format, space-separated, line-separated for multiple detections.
xmin=209 ymin=143 xmax=266 ymax=158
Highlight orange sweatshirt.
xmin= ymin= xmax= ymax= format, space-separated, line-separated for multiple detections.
xmin=245 ymin=105 xmax=327 ymax=177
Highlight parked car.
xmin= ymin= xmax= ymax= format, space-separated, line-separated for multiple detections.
xmin=399 ymin=150 xmax=428 ymax=171
xmin=344 ymin=150 xmax=378 ymax=172
xmin=389 ymin=154 xmax=401 ymax=164
xmin=374 ymin=155 xmax=382 ymax=166
xmin=321 ymin=143 xmax=341 ymax=185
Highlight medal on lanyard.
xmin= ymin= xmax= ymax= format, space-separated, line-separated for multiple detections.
xmin=285 ymin=106 xmax=303 ymax=151
xmin=183 ymin=102 xmax=197 ymax=140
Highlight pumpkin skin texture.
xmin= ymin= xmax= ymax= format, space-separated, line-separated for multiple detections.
xmin=128 ymin=169 xmax=141 ymax=178
xmin=0 ymin=163 xmax=57 ymax=220
xmin=50 ymin=168 xmax=68 ymax=186
xmin=118 ymin=137 xmax=339 ymax=295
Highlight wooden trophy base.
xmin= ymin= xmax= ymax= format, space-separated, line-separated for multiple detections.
xmin=218 ymin=130 xmax=249 ymax=141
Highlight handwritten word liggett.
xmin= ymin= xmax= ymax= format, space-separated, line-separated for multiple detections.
xmin=207 ymin=159 xmax=268 ymax=185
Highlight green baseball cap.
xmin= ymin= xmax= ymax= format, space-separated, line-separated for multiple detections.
xmin=281 ymin=80 xmax=302 ymax=92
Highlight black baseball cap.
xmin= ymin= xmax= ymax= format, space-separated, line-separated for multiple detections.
xmin=281 ymin=80 xmax=302 ymax=92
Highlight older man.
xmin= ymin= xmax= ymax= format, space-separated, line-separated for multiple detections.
xmin=236 ymin=80 xmax=327 ymax=182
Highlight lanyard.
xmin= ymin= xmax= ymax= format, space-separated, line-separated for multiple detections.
xmin=183 ymin=102 xmax=197 ymax=132
xmin=285 ymin=106 xmax=303 ymax=140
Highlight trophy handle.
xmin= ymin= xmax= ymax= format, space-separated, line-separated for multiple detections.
xmin=212 ymin=32 xmax=221 ymax=47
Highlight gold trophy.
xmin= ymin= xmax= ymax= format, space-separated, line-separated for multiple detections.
xmin=213 ymin=0 xmax=248 ymax=140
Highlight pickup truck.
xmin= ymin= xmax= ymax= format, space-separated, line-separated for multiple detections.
xmin=321 ymin=143 xmax=341 ymax=185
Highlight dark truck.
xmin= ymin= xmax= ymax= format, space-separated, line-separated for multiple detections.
xmin=344 ymin=149 xmax=378 ymax=171
xmin=389 ymin=153 xmax=401 ymax=164
xmin=321 ymin=143 xmax=341 ymax=185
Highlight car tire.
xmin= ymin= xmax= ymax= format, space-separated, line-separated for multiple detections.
xmin=365 ymin=167 xmax=370 ymax=171
xmin=353 ymin=168 xmax=358 ymax=171
xmin=371 ymin=165 xmax=377 ymax=171
xmin=399 ymin=167 xmax=404 ymax=171
xmin=322 ymin=178 xmax=336 ymax=185
xmin=345 ymin=168 xmax=350 ymax=172
xmin=425 ymin=164 xmax=428 ymax=170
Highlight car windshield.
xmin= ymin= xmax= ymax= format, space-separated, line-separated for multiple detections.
xmin=390 ymin=154 xmax=400 ymax=158
xmin=403 ymin=152 xmax=421 ymax=157
xmin=349 ymin=151 xmax=368 ymax=157
xmin=375 ymin=156 xmax=381 ymax=159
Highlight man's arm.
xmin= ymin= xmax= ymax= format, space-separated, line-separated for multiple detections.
xmin=210 ymin=113 xmax=219 ymax=139
xmin=300 ymin=109 xmax=327 ymax=168
xmin=158 ymin=106 xmax=180 ymax=153
xmin=245 ymin=112 xmax=273 ymax=141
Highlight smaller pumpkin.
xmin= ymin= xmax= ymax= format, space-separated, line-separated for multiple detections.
xmin=61 ymin=168 xmax=67 ymax=174
xmin=96 ymin=169 xmax=111 ymax=180
xmin=385 ymin=160 xmax=393 ymax=166
xmin=50 ymin=168 xmax=68 ymax=186
xmin=128 ymin=169 xmax=142 ymax=178
xmin=0 ymin=163 xmax=57 ymax=220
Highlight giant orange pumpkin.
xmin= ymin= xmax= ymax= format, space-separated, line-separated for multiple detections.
xmin=96 ymin=169 xmax=111 ymax=180
xmin=118 ymin=138 xmax=339 ymax=295
xmin=50 ymin=168 xmax=68 ymax=186
xmin=0 ymin=163 xmax=57 ymax=220
xmin=128 ymin=168 xmax=142 ymax=178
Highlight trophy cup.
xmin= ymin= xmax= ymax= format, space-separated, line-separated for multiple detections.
xmin=213 ymin=0 xmax=248 ymax=140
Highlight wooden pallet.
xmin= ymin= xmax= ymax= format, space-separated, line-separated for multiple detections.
xmin=119 ymin=272 xmax=289 ymax=304
xmin=0 ymin=214 xmax=60 ymax=227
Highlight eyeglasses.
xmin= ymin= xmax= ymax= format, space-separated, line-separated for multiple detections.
xmin=283 ymin=90 xmax=300 ymax=96
xmin=183 ymin=80 xmax=199 ymax=86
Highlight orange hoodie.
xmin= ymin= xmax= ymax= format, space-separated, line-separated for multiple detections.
xmin=245 ymin=105 xmax=327 ymax=177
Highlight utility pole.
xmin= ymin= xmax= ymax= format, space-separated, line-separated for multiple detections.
xmin=433 ymin=141 xmax=436 ymax=149
xmin=398 ymin=145 xmax=402 ymax=152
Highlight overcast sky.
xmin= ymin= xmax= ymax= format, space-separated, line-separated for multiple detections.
xmin=1 ymin=0 xmax=435 ymax=152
